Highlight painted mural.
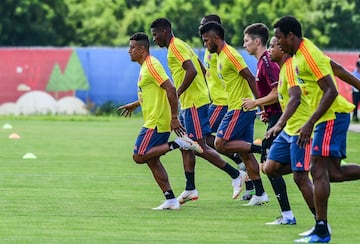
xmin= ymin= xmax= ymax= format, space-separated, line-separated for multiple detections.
xmin=0 ymin=48 xmax=357 ymax=115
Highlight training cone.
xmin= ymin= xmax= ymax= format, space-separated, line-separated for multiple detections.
xmin=22 ymin=153 xmax=37 ymax=159
xmin=2 ymin=123 xmax=13 ymax=129
xmin=8 ymin=133 xmax=20 ymax=139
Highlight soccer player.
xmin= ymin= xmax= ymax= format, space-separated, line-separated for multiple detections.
xmin=199 ymin=21 xmax=269 ymax=206
xmin=351 ymin=56 xmax=360 ymax=122
xmin=150 ymin=18 xmax=246 ymax=203
xmin=274 ymin=16 xmax=360 ymax=243
xmin=118 ymin=32 xmax=202 ymax=210
xmin=264 ymin=36 xmax=315 ymax=225
xmin=199 ymin=14 xmax=244 ymax=169
xmin=242 ymin=23 xmax=297 ymax=218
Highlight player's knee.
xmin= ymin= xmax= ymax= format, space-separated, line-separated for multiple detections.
xmin=293 ymin=172 xmax=309 ymax=185
xmin=132 ymin=154 xmax=146 ymax=164
xmin=214 ymin=138 xmax=225 ymax=153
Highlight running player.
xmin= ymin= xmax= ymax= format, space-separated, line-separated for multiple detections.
xmin=199 ymin=21 xmax=269 ymax=206
xmin=274 ymin=16 xmax=360 ymax=243
xmin=118 ymin=32 xmax=202 ymax=210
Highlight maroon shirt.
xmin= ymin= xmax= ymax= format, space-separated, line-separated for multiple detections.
xmin=255 ymin=51 xmax=282 ymax=116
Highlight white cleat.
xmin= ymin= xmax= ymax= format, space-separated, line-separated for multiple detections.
xmin=152 ymin=199 xmax=180 ymax=210
xmin=177 ymin=189 xmax=199 ymax=205
xmin=266 ymin=216 xmax=296 ymax=225
xmin=175 ymin=135 xmax=203 ymax=153
xmin=232 ymin=170 xmax=247 ymax=199
xmin=298 ymin=223 xmax=332 ymax=237
xmin=242 ymin=192 xmax=269 ymax=206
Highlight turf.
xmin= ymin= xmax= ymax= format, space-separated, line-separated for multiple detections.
xmin=0 ymin=116 xmax=359 ymax=243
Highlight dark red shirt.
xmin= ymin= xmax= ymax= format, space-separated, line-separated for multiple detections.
xmin=256 ymin=51 xmax=282 ymax=116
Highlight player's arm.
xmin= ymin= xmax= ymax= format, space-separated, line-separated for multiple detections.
xmin=330 ymin=59 xmax=360 ymax=90
xmin=242 ymin=87 xmax=278 ymax=110
xmin=177 ymin=60 xmax=197 ymax=97
xmin=297 ymin=75 xmax=338 ymax=148
xmin=198 ymin=58 xmax=207 ymax=77
xmin=239 ymin=67 xmax=258 ymax=98
xmin=266 ymin=86 xmax=301 ymax=138
xmin=161 ymin=79 xmax=186 ymax=136
xmin=117 ymin=100 xmax=140 ymax=117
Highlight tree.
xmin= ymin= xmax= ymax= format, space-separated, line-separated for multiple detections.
xmin=0 ymin=0 xmax=74 ymax=46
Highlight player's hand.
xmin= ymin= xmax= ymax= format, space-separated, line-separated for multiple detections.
xmin=265 ymin=124 xmax=282 ymax=138
xmin=117 ymin=103 xmax=138 ymax=117
xmin=296 ymin=121 xmax=314 ymax=148
xmin=171 ymin=117 xmax=186 ymax=137
xmin=242 ymin=98 xmax=256 ymax=110
xmin=257 ymin=110 xmax=269 ymax=123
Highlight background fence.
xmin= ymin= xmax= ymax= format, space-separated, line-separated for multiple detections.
xmin=0 ymin=47 xmax=357 ymax=115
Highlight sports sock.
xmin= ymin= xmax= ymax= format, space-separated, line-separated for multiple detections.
xmin=268 ymin=175 xmax=291 ymax=211
xmin=252 ymin=179 xmax=265 ymax=196
xmin=185 ymin=171 xmax=195 ymax=190
xmin=230 ymin=153 xmax=243 ymax=164
xmin=221 ymin=163 xmax=240 ymax=179
xmin=168 ymin=141 xmax=180 ymax=150
xmin=250 ymin=144 xmax=262 ymax=154
xmin=245 ymin=180 xmax=254 ymax=191
xmin=314 ymin=220 xmax=330 ymax=237
xmin=282 ymin=210 xmax=295 ymax=220
xmin=164 ymin=190 xmax=175 ymax=200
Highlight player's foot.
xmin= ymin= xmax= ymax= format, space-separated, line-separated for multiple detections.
xmin=175 ymin=135 xmax=203 ymax=153
xmin=242 ymin=192 xmax=269 ymax=206
xmin=266 ymin=216 xmax=296 ymax=225
xmin=152 ymin=199 xmax=180 ymax=210
xmin=294 ymin=234 xmax=331 ymax=243
xmin=177 ymin=189 xmax=199 ymax=205
xmin=232 ymin=170 xmax=247 ymax=199
xmin=241 ymin=189 xmax=255 ymax=201
xmin=298 ymin=224 xmax=332 ymax=237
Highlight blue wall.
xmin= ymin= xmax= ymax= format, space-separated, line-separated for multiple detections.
xmin=75 ymin=47 xmax=257 ymax=106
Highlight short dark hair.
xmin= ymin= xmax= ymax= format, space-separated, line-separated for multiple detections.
xmin=150 ymin=18 xmax=172 ymax=30
xmin=129 ymin=32 xmax=149 ymax=49
xmin=273 ymin=16 xmax=302 ymax=38
xmin=202 ymin=14 xmax=221 ymax=24
xmin=199 ymin=21 xmax=225 ymax=40
xmin=244 ymin=23 xmax=269 ymax=46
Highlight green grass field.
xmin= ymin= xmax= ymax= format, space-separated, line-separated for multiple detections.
xmin=0 ymin=116 xmax=359 ymax=243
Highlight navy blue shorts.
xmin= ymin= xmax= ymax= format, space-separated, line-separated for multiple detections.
xmin=134 ymin=127 xmax=170 ymax=155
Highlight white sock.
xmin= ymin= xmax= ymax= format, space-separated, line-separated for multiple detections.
xmin=282 ymin=210 xmax=295 ymax=220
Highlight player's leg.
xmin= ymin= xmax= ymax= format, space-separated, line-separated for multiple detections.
xmin=326 ymin=113 xmax=360 ymax=182
xmin=148 ymin=158 xmax=180 ymax=210
xmin=176 ymin=110 xmax=199 ymax=204
xmin=132 ymin=126 xmax=200 ymax=163
xmin=207 ymin=104 xmax=243 ymax=166
xmin=290 ymin=135 xmax=316 ymax=218
xmin=184 ymin=105 xmax=246 ymax=200
xmin=263 ymin=132 xmax=294 ymax=223
xmin=177 ymin=149 xmax=199 ymax=204
xmin=131 ymin=128 xmax=179 ymax=210
xmin=215 ymin=109 xmax=267 ymax=205
xmin=309 ymin=155 xmax=331 ymax=238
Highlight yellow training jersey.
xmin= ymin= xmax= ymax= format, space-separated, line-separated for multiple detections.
xmin=278 ymin=57 xmax=312 ymax=135
xmin=294 ymin=38 xmax=354 ymax=124
xmin=138 ymin=55 xmax=171 ymax=132
xmin=168 ymin=37 xmax=210 ymax=109
xmin=203 ymin=49 xmax=228 ymax=105
xmin=217 ymin=43 xmax=255 ymax=111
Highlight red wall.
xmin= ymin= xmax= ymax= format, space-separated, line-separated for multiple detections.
xmin=325 ymin=51 xmax=358 ymax=103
